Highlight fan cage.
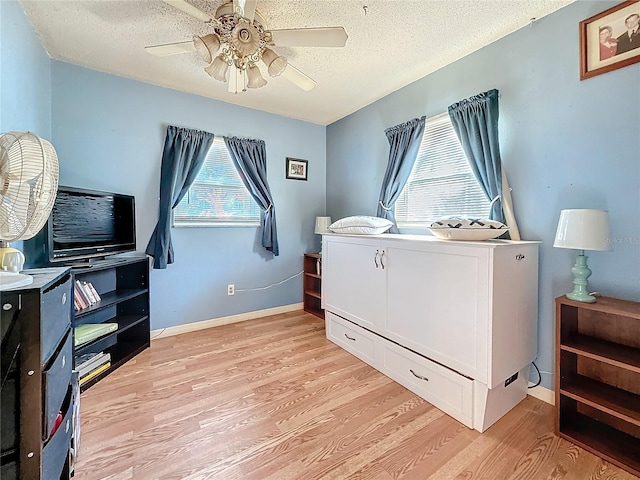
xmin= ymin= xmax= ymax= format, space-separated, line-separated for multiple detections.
xmin=0 ymin=131 xmax=59 ymax=242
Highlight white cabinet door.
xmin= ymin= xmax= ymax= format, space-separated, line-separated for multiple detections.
xmin=385 ymin=245 xmax=490 ymax=382
xmin=323 ymin=237 xmax=386 ymax=332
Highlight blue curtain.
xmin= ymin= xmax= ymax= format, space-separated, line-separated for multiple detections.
xmin=224 ymin=136 xmax=279 ymax=256
xmin=448 ymin=89 xmax=506 ymax=225
xmin=145 ymin=126 xmax=214 ymax=269
xmin=376 ymin=116 xmax=426 ymax=233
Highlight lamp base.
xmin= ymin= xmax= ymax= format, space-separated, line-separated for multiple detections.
xmin=566 ymin=251 xmax=596 ymax=303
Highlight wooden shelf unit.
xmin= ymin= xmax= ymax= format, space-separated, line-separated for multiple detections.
xmin=72 ymin=256 xmax=150 ymax=391
xmin=556 ymin=295 xmax=640 ymax=477
xmin=303 ymin=253 xmax=324 ymax=319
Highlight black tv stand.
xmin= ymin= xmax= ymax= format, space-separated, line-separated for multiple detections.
xmin=69 ymin=256 xmax=131 ymax=269
xmin=71 ymin=255 xmax=150 ymax=390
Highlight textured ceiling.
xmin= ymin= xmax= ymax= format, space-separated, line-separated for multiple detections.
xmin=21 ymin=0 xmax=573 ymax=125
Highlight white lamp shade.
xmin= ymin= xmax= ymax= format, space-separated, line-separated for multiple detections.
xmin=314 ymin=216 xmax=332 ymax=234
xmin=553 ymin=209 xmax=611 ymax=251
xmin=246 ymin=64 xmax=267 ymax=89
xmin=205 ymin=55 xmax=229 ymax=82
xmin=193 ymin=34 xmax=221 ymax=64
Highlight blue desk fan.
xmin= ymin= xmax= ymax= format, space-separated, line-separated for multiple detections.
xmin=0 ymin=131 xmax=59 ymax=290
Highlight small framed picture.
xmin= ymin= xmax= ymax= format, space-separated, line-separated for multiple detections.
xmin=580 ymin=0 xmax=640 ymax=80
xmin=286 ymin=157 xmax=308 ymax=181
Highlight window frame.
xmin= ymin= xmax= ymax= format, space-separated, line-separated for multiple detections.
xmin=395 ymin=112 xmax=491 ymax=229
xmin=172 ymin=136 xmax=260 ymax=228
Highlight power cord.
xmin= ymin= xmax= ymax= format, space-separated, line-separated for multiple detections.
xmin=151 ymin=328 xmax=166 ymax=340
xmin=148 ymin=271 xmax=303 ymax=340
xmin=528 ymin=361 xmax=541 ymax=388
xmin=235 ymin=270 xmax=303 ymax=292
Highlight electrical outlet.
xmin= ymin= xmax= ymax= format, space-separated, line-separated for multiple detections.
xmin=227 ymin=284 xmax=235 ymax=296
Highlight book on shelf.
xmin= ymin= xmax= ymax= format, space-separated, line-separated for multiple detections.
xmin=86 ymin=282 xmax=101 ymax=302
xmin=81 ymin=281 xmax=97 ymax=304
xmin=75 ymin=280 xmax=102 ymax=307
xmin=75 ymin=351 xmax=99 ymax=366
xmin=79 ymin=362 xmax=110 ymax=386
xmin=75 ymin=280 xmax=91 ymax=308
xmin=76 ymin=351 xmax=111 ymax=378
xmin=74 ymin=323 xmax=118 ymax=347
xmin=73 ymin=286 xmax=87 ymax=310
xmin=79 ymin=358 xmax=110 ymax=379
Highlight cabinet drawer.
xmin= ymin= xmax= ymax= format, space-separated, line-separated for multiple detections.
xmin=0 ymin=460 xmax=17 ymax=480
xmin=1 ymin=374 xmax=17 ymax=453
xmin=380 ymin=340 xmax=473 ymax=428
xmin=1 ymin=294 xmax=20 ymax=389
xmin=1 ymin=293 xmax=20 ymax=345
xmin=43 ymin=331 xmax=73 ymax=440
xmin=42 ymin=389 xmax=73 ymax=480
xmin=41 ymin=276 xmax=72 ymax=364
xmin=326 ymin=312 xmax=377 ymax=366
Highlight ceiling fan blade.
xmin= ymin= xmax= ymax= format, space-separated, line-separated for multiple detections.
xmin=281 ymin=64 xmax=316 ymax=91
xmin=269 ymin=27 xmax=348 ymax=47
xmin=164 ymin=0 xmax=214 ymax=23
xmin=144 ymin=41 xmax=195 ymax=57
xmin=233 ymin=0 xmax=257 ymax=22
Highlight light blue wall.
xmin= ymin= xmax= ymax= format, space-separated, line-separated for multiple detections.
xmin=327 ymin=1 xmax=640 ymax=390
xmin=1 ymin=0 xmax=326 ymax=331
xmin=0 ymin=0 xmax=51 ymax=136
xmin=1 ymin=0 xmax=51 ymax=255
xmin=4 ymin=0 xmax=639 ymax=389
xmin=50 ymin=62 xmax=326 ymax=329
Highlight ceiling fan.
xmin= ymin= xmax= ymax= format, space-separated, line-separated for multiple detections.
xmin=146 ymin=0 xmax=348 ymax=93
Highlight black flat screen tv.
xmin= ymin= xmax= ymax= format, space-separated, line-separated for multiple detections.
xmin=27 ymin=186 xmax=137 ymax=265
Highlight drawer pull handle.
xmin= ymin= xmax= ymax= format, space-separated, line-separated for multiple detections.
xmin=28 ymin=370 xmax=35 ymax=376
xmin=344 ymin=333 xmax=356 ymax=341
xmin=380 ymin=250 xmax=386 ymax=269
xmin=27 ymin=452 xmax=34 ymax=459
xmin=410 ymin=369 xmax=429 ymax=382
xmin=516 ymin=254 xmax=525 ymax=261
xmin=2 ymin=303 xmax=12 ymax=311
xmin=62 ymin=292 xmax=67 ymax=304
xmin=374 ymin=250 xmax=379 ymax=268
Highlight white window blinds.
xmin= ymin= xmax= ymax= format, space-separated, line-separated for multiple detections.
xmin=395 ymin=113 xmax=491 ymax=228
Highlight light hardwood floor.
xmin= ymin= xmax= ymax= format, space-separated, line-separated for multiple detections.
xmin=74 ymin=311 xmax=638 ymax=480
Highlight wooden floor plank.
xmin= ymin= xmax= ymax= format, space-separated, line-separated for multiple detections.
xmin=73 ymin=311 xmax=639 ymax=480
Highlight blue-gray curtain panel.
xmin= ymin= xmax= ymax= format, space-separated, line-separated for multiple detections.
xmin=448 ymin=89 xmax=506 ymax=225
xmin=376 ymin=116 xmax=426 ymax=233
xmin=224 ymin=136 xmax=279 ymax=256
xmin=145 ymin=126 xmax=214 ymax=269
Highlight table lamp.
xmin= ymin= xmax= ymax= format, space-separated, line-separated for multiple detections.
xmin=553 ymin=209 xmax=610 ymax=303
xmin=314 ymin=216 xmax=331 ymax=254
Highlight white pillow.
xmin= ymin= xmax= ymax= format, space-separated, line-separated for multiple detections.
xmin=428 ymin=217 xmax=508 ymax=241
xmin=329 ymin=216 xmax=393 ymax=235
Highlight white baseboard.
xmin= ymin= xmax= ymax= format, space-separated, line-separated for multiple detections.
xmin=151 ymin=303 xmax=304 ymax=340
xmin=527 ymin=383 xmax=555 ymax=405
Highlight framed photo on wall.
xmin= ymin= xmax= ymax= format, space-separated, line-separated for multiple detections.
xmin=580 ymin=0 xmax=640 ymax=80
xmin=286 ymin=157 xmax=308 ymax=181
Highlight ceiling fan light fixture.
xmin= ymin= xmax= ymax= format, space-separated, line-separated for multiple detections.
xmin=231 ymin=21 xmax=261 ymax=57
xmin=205 ymin=55 xmax=230 ymax=82
xmin=246 ymin=64 xmax=267 ymax=89
xmin=193 ymin=34 xmax=221 ymax=63
xmin=261 ymin=47 xmax=287 ymax=77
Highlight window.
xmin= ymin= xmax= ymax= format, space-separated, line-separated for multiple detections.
xmin=395 ymin=113 xmax=491 ymax=228
xmin=173 ymin=137 xmax=260 ymax=227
